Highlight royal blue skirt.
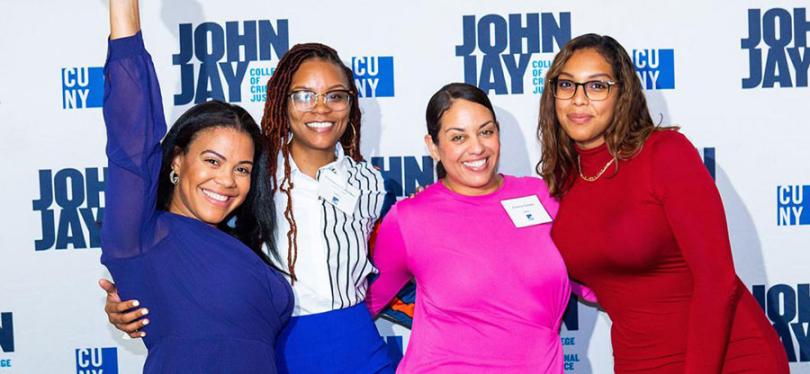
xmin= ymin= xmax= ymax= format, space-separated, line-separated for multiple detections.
xmin=275 ymin=303 xmax=395 ymax=373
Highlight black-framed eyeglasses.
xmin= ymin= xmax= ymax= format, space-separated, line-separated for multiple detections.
xmin=551 ymin=78 xmax=618 ymax=101
xmin=288 ymin=89 xmax=353 ymax=112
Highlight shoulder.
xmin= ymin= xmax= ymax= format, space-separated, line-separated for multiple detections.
xmin=646 ymin=128 xmax=697 ymax=156
xmin=644 ymin=129 xmax=713 ymax=196
xmin=381 ymin=202 xmax=401 ymax=222
xmin=640 ymin=128 xmax=703 ymax=171
xmin=503 ymin=175 xmax=559 ymax=216
xmin=389 ymin=183 xmax=448 ymax=222
xmin=344 ymin=158 xmax=385 ymax=189
xmin=505 ymin=175 xmax=549 ymax=193
xmin=398 ymin=183 xmax=444 ymax=208
xmin=354 ymin=158 xmax=383 ymax=177
xmin=345 ymin=158 xmax=382 ymax=178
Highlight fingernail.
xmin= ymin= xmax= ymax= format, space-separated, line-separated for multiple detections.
xmin=142 ymin=319 xmax=150 ymax=326
xmin=140 ymin=332 xmax=147 ymax=338
xmin=132 ymin=300 xmax=140 ymax=307
xmin=141 ymin=308 xmax=149 ymax=316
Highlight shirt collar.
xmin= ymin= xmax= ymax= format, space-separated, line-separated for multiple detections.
xmin=277 ymin=144 xmax=350 ymax=180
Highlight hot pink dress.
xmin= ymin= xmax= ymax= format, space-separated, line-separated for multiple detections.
xmin=367 ymin=175 xmax=591 ymax=373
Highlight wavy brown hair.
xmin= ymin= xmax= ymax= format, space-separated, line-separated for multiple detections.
xmin=260 ymin=43 xmax=363 ymax=283
xmin=537 ymin=34 xmax=664 ymax=198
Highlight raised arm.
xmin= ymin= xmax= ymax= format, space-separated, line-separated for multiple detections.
xmin=366 ymin=205 xmax=413 ymax=316
xmin=652 ymin=131 xmax=742 ymax=373
xmin=109 ymin=0 xmax=140 ymax=39
xmin=98 ymin=0 xmax=161 ymax=336
xmin=100 ymin=0 xmax=168 ymax=261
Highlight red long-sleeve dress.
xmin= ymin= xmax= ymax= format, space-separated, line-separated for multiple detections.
xmin=551 ymin=130 xmax=789 ymax=373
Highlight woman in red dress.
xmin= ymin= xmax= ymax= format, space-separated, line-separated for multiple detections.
xmin=538 ymin=33 xmax=789 ymax=373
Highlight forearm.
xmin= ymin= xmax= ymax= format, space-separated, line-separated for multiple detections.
xmin=684 ymin=279 xmax=741 ymax=373
xmin=367 ymin=271 xmax=410 ymax=316
xmin=109 ymin=0 xmax=140 ymax=39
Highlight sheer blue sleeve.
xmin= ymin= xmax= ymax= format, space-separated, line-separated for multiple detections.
xmin=100 ymin=32 xmax=168 ymax=261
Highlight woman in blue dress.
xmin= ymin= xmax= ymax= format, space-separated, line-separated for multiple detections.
xmin=100 ymin=0 xmax=293 ymax=371
xmin=101 ymin=3 xmax=394 ymax=372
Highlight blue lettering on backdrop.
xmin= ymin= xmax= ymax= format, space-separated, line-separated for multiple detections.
xmin=352 ymin=57 xmax=395 ymax=97
xmin=173 ymin=20 xmax=289 ymax=104
xmin=702 ymin=147 xmax=716 ymax=180
xmin=776 ymin=185 xmax=810 ymax=226
xmin=560 ymin=295 xmax=580 ymax=371
xmin=75 ymin=348 xmax=118 ymax=374
xmin=561 ymin=295 xmax=579 ymax=331
xmin=0 ymin=313 xmax=13 ymax=353
xmin=371 ymin=156 xmax=435 ymax=198
xmin=32 ymin=168 xmax=106 ymax=251
xmin=742 ymin=8 xmax=810 ymax=88
xmin=456 ymin=13 xmax=571 ymax=95
xmin=753 ymin=284 xmax=810 ymax=362
xmin=248 ymin=67 xmax=274 ymax=103
xmin=632 ymin=49 xmax=675 ymax=89
xmin=531 ymin=59 xmax=552 ymax=94
xmin=563 ymin=353 xmax=579 ymax=371
xmin=62 ymin=67 xmax=104 ymax=109
xmin=560 ymin=296 xmax=581 ymax=371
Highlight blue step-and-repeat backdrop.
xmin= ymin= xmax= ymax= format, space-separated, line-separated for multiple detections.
xmin=0 ymin=0 xmax=808 ymax=372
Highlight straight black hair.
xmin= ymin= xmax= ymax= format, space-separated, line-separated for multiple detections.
xmin=156 ymin=100 xmax=276 ymax=263
xmin=425 ymin=83 xmax=499 ymax=178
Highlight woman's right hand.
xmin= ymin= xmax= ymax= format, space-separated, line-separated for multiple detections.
xmin=99 ymin=279 xmax=149 ymax=338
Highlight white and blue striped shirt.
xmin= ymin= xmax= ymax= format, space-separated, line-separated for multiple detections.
xmin=267 ymin=146 xmax=386 ymax=316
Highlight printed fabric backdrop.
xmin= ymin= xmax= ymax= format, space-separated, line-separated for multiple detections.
xmin=1 ymin=0 xmax=809 ymax=372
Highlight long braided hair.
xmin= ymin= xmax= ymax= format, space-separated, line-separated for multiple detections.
xmin=260 ymin=43 xmax=363 ymax=283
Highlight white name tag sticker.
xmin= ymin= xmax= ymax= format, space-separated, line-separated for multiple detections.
xmin=318 ymin=169 xmax=360 ymax=214
xmin=500 ymin=195 xmax=552 ymax=228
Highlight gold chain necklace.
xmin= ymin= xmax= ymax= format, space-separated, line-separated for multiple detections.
xmin=578 ymin=157 xmax=616 ymax=182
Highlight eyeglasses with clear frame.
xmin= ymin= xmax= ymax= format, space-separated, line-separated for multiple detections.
xmin=551 ymin=78 xmax=618 ymax=101
xmin=288 ymin=89 xmax=352 ymax=112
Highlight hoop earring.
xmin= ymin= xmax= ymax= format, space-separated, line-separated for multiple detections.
xmin=170 ymin=169 xmax=179 ymax=185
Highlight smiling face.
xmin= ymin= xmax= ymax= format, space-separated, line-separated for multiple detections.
xmin=425 ymin=99 xmax=501 ymax=196
xmin=287 ymin=58 xmax=351 ymax=159
xmin=169 ymin=127 xmax=254 ymax=225
xmin=555 ymin=48 xmax=618 ymax=150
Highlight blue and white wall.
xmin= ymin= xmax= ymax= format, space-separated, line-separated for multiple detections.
xmin=1 ymin=1 xmax=808 ymax=372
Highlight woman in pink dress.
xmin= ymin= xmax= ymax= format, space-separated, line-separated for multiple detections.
xmin=367 ymin=83 xmax=592 ymax=373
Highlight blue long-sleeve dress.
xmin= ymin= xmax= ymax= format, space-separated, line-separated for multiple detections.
xmin=100 ymin=32 xmax=294 ymax=373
